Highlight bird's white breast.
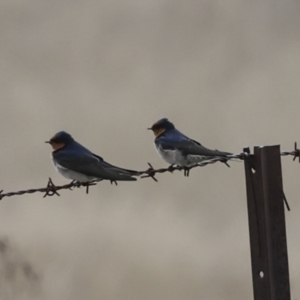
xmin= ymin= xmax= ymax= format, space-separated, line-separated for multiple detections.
xmin=52 ymin=157 xmax=95 ymax=182
xmin=155 ymin=144 xmax=181 ymax=165
xmin=155 ymin=144 xmax=208 ymax=167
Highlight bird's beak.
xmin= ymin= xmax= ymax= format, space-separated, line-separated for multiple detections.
xmin=45 ymin=141 xmax=51 ymax=144
xmin=147 ymin=127 xmax=152 ymax=130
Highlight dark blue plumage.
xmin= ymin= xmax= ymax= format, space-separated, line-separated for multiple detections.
xmin=46 ymin=131 xmax=139 ymax=182
xmin=148 ymin=118 xmax=231 ymax=167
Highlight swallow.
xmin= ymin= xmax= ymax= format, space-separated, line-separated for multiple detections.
xmin=148 ymin=118 xmax=232 ymax=174
xmin=46 ymin=131 xmax=139 ymax=183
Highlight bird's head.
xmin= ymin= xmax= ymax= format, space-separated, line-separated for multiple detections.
xmin=45 ymin=131 xmax=74 ymax=151
xmin=148 ymin=118 xmax=175 ymax=137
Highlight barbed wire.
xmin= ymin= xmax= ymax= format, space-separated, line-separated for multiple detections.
xmin=0 ymin=143 xmax=299 ymax=200
xmin=139 ymin=142 xmax=300 ymax=179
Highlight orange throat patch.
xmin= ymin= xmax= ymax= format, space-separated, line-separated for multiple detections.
xmin=153 ymin=128 xmax=166 ymax=137
xmin=51 ymin=142 xmax=65 ymax=151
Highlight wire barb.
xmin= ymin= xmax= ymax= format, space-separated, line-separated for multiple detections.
xmin=293 ymin=142 xmax=300 ymax=162
xmin=282 ymin=190 xmax=290 ymax=211
xmin=43 ymin=178 xmax=60 ymax=198
xmin=140 ymin=163 xmax=158 ymax=182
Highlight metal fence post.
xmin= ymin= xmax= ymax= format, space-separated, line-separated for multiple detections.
xmin=244 ymin=145 xmax=290 ymax=300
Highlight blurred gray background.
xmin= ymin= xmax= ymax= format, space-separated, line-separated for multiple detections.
xmin=0 ymin=1 xmax=300 ymax=299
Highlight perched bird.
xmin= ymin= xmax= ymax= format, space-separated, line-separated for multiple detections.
xmin=46 ymin=131 xmax=139 ymax=183
xmin=148 ymin=118 xmax=232 ymax=174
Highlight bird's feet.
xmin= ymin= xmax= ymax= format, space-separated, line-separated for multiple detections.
xmin=167 ymin=164 xmax=177 ymax=173
xmin=183 ymin=167 xmax=191 ymax=177
xmin=70 ymin=180 xmax=81 ymax=188
xmin=69 ymin=180 xmax=98 ymax=194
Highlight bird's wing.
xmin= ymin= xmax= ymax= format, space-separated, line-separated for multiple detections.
xmin=91 ymin=153 xmax=140 ymax=175
xmin=54 ymin=152 xmax=137 ymax=181
xmin=157 ymin=138 xmax=231 ymax=157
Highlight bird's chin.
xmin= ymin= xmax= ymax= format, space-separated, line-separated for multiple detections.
xmin=51 ymin=142 xmax=65 ymax=151
xmin=153 ymin=128 xmax=166 ymax=137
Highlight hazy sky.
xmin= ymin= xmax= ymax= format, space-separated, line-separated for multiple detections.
xmin=0 ymin=1 xmax=300 ymax=299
